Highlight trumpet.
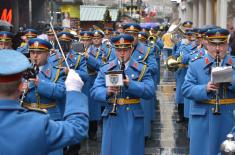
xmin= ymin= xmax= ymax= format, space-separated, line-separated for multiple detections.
xmin=212 ymin=51 xmax=221 ymax=115
xmin=148 ymin=31 xmax=157 ymax=46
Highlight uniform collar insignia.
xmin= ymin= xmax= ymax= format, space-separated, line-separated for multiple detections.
xmin=41 ymin=65 xmax=51 ymax=78
xmin=108 ymin=60 xmax=117 ymax=70
xmin=45 ymin=69 xmax=51 ymax=77
xmin=199 ymin=50 xmax=203 ymax=56
xmin=203 ymin=56 xmax=213 ymax=70
xmin=133 ymin=61 xmax=138 ymax=69
xmin=69 ymin=53 xmax=74 ymax=60
xmin=228 ymin=57 xmax=233 ymax=65
xmin=205 ymin=57 xmax=209 ymax=65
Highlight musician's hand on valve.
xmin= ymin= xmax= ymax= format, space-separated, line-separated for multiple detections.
xmin=206 ymin=81 xmax=219 ymax=92
xmin=107 ymin=86 xmax=120 ymax=96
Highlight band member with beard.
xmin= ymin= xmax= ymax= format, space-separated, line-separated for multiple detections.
xmin=84 ymin=30 xmax=115 ymax=140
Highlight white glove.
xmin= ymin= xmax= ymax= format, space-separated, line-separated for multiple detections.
xmin=65 ymin=69 xmax=84 ymax=92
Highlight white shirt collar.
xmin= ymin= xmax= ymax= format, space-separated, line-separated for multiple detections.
xmin=118 ymin=60 xmax=129 ymax=70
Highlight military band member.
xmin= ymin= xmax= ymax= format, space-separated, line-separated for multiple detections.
xmin=174 ymin=30 xmax=198 ymax=123
xmin=0 ymin=31 xmax=14 ymax=49
xmin=57 ymin=31 xmax=88 ymax=82
xmin=21 ymin=38 xmax=65 ymax=119
xmin=103 ymin=27 xmax=113 ymax=41
xmin=123 ymin=23 xmax=158 ymax=139
xmin=45 ymin=28 xmax=56 ymax=50
xmin=17 ymin=29 xmax=38 ymax=57
xmin=0 ymin=49 xmax=88 ymax=155
xmin=116 ymin=23 xmax=124 ymax=34
xmin=84 ymin=30 xmax=104 ymax=140
xmin=54 ymin=31 xmax=88 ymax=155
xmin=182 ymin=28 xmax=235 ymax=155
xmin=123 ymin=23 xmax=157 ymax=80
xmin=138 ymin=31 xmax=149 ymax=43
xmin=90 ymin=34 xmax=155 ymax=155
xmin=80 ymin=31 xmax=93 ymax=50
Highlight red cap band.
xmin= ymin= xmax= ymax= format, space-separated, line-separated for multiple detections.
xmin=0 ymin=73 xmax=22 ymax=83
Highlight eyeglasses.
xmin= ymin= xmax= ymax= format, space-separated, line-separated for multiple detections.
xmin=208 ymin=42 xmax=226 ymax=48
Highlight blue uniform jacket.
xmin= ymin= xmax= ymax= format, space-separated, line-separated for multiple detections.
xmin=48 ymin=49 xmax=88 ymax=82
xmin=0 ymin=91 xmax=88 ymax=155
xmin=182 ymin=54 xmax=235 ymax=155
xmin=90 ymin=58 xmax=154 ymax=155
xmin=24 ymin=62 xmax=66 ymax=120
xmin=84 ymin=45 xmax=104 ymax=120
xmin=66 ymin=50 xmax=88 ymax=82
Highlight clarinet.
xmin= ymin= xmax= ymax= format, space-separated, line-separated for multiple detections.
xmin=121 ymin=59 xmax=126 ymax=80
xmin=19 ymin=63 xmax=39 ymax=106
xmin=212 ymin=51 xmax=221 ymax=115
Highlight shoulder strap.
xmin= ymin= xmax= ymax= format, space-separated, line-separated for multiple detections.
xmin=74 ymin=55 xmax=82 ymax=69
xmin=143 ymin=47 xmax=151 ymax=62
xmin=53 ymin=59 xmax=63 ymax=83
xmin=138 ymin=64 xmax=147 ymax=81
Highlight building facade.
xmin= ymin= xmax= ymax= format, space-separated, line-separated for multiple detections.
xmin=177 ymin=0 xmax=235 ymax=29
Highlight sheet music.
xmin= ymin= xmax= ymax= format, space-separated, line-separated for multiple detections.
xmin=211 ymin=66 xmax=233 ymax=83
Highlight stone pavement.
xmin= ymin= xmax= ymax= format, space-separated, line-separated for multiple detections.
xmin=79 ymin=79 xmax=190 ymax=155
